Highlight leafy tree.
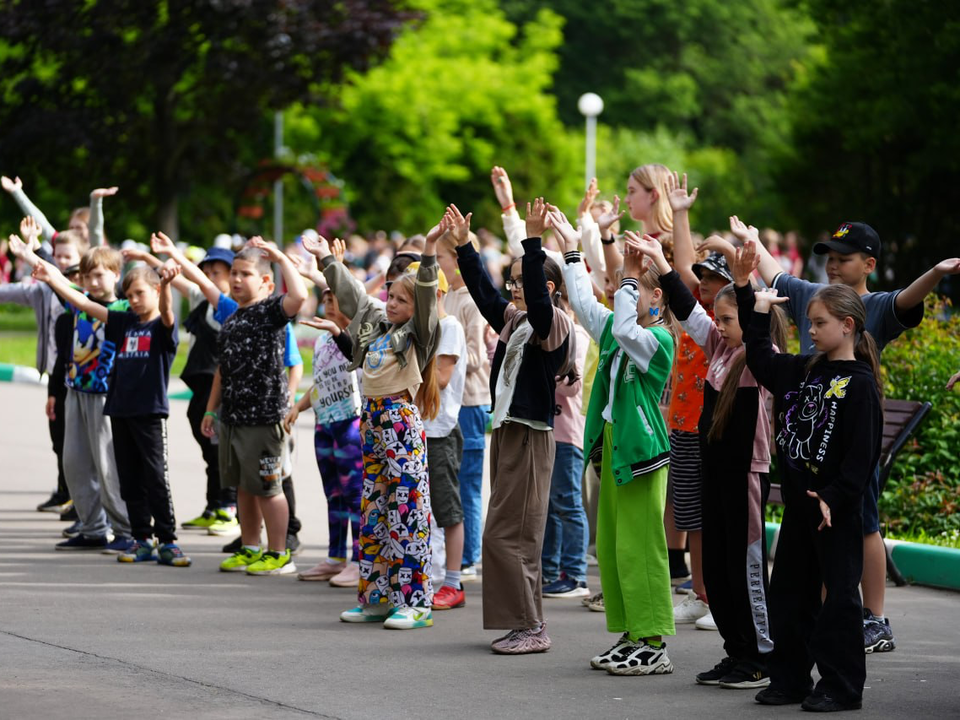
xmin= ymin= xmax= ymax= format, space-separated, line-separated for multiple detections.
xmin=0 ymin=0 xmax=411 ymax=240
xmin=285 ymin=0 xmax=580 ymax=233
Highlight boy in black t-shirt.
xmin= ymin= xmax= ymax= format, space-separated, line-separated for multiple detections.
xmin=200 ymin=239 xmax=308 ymax=576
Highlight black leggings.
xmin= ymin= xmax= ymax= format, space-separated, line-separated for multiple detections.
xmin=186 ymin=375 xmax=236 ymax=509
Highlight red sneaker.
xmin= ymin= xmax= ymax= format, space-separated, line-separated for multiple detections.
xmin=432 ymin=585 xmax=466 ymax=610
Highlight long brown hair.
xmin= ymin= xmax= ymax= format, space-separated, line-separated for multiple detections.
xmin=392 ymin=272 xmax=440 ymax=420
xmin=707 ymin=283 xmax=788 ymax=443
xmin=805 ymin=285 xmax=883 ymax=399
xmin=630 ymin=163 xmax=674 ymax=233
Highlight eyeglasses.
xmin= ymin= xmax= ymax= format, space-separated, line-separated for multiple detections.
xmin=505 ymin=276 xmax=524 ymax=291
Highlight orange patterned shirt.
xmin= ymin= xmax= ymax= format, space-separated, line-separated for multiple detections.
xmin=667 ymin=290 xmax=712 ymax=432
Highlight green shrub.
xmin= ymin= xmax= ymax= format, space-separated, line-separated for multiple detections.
xmin=879 ymin=296 xmax=960 ymax=536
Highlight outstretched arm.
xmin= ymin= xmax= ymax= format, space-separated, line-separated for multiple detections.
xmin=250 ymin=239 xmax=307 ymax=318
xmin=158 ymin=261 xmax=180 ymax=328
xmin=29 ymin=257 xmax=107 ymax=323
xmin=666 ymin=172 xmax=700 ymax=292
xmin=598 ymin=195 xmax=625 ymax=276
xmin=896 ymin=257 xmax=960 ymax=312
xmin=151 ymin=232 xmax=222 ymax=305
xmin=88 ymin=187 xmax=118 ymax=247
xmin=731 ymin=216 xmax=780 ymax=286
xmin=123 ymin=244 xmax=192 ymax=296
xmin=2 ymin=176 xmax=56 ymax=241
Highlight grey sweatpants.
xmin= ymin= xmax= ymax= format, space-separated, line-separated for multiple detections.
xmin=63 ymin=389 xmax=130 ymax=538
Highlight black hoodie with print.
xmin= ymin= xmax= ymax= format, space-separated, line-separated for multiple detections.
xmin=739 ymin=285 xmax=882 ymax=513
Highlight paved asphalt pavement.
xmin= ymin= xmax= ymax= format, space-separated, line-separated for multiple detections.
xmin=1 ymin=383 xmax=957 ymax=719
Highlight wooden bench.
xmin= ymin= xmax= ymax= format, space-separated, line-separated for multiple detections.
xmin=768 ymin=399 xmax=932 ymax=586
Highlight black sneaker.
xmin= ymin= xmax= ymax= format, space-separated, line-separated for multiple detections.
xmin=719 ymin=660 xmax=771 ymax=689
xmin=695 ymin=656 xmax=738 ymax=685
xmin=37 ymin=492 xmax=71 ymax=513
xmin=60 ymin=505 xmax=79 ymax=522
xmin=222 ymin=535 xmax=243 ymax=554
xmin=863 ymin=608 xmax=896 ymax=653
xmin=286 ymin=534 xmax=301 ymax=555
xmin=755 ymin=687 xmax=807 ymax=706
xmin=801 ymin=693 xmax=862 ymax=712
xmin=55 ymin=534 xmax=109 ymax=551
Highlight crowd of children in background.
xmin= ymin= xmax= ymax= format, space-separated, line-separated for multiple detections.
xmin=3 ymin=167 xmax=960 ymax=713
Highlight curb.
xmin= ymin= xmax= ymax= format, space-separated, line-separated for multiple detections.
xmin=765 ymin=521 xmax=960 ymax=591
xmin=0 ymin=363 xmax=46 ymax=385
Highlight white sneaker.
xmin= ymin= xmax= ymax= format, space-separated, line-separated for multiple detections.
xmin=604 ymin=641 xmax=674 ymax=675
xmin=674 ymin=592 xmax=710 ymax=624
xmin=383 ymin=606 xmax=433 ymax=630
xmin=695 ymin=611 xmax=718 ymax=631
xmin=590 ymin=633 xmax=639 ymax=669
xmin=461 ymin=564 xmax=479 ymax=582
xmin=340 ymin=605 xmax=393 ymax=623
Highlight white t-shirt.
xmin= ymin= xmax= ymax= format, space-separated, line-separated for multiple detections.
xmin=423 ymin=315 xmax=467 ymax=438
xmin=310 ymin=331 xmax=361 ymax=424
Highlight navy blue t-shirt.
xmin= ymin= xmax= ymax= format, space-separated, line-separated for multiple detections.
xmin=103 ymin=310 xmax=179 ymax=418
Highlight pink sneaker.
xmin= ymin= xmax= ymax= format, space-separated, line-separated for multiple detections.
xmin=329 ymin=562 xmax=360 ymax=588
xmin=490 ymin=623 xmax=552 ymax=655
xmin=297 ymin=560 xmax=345 ymax=581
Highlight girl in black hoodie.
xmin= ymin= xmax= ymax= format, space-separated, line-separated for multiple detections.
xmin=737 ymin=240 xmax=882 ymax=713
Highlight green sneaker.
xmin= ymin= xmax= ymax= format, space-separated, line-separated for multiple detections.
xmin=246 ymin=549 xmax=297 ymax=576
xmin=118 ymin=538 xmax=158 ymax=563
xmin=220 ymin=546 xmax=263 ymax=572
xmin=181 ymin=511 xmax=217 ymax=529
xmin=340 ymin=605 xmax=395 ymax=623
xmin=157 ymin=543 xmax=192 ymax=567
xmin=207 ymin=509 xmax=240 ymax=536
xmin=383 ymin=606 xmax=433 ymax=630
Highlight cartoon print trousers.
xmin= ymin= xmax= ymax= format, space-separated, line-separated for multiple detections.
xmin=358 ymin=396 xmax=433 ymax=609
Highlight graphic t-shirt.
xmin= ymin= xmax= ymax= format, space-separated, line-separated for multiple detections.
xmin=213 ymin=292 xmax=302 ymax=368
xmin=423 ymin=315 xmax=467 ymax=438
xmin=310 ymin=331 xmax=361 ymax=424
xmin=218 ymin=294 xmax=293 ymax=426
xmin=103 ymin=311 xmax=178 ymax=417
xmin=66 ymin=297 xmax=130 ymax=394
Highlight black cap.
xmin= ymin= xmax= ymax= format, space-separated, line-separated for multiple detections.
xmin=64 ymin=263 xmax=81 ymax=277
xmin=692 ymin=252 xmax=733 ymax=283
xmin=813 ymin=222 xmax=880 ymax=259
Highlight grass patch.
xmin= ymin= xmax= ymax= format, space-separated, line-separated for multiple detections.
xmin=0 ymin=331 xmax=40 ymax=367
xmin=0 ymin=303 xmax=39 ymax=331
xmin=886 ymin=528 xmax=960 ymax=550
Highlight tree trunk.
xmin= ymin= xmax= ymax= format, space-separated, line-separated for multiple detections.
xmin=156 ymin=187 xmax=179 ymax=241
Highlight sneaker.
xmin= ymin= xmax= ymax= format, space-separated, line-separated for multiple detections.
xmin=222 ymin=536 xmax=244 ymax=554
xmin=60 ymin=504 xmax=78 ymax=522
xmin=582 ymin=590 xmax=603 ymax=608
xmin=490 ymin=623 xmax=552 ymax=655
xmin=329 ymin=562 xmax=360 ymax=587
xmin=590 ymin=633 xmax=639 ymax=669
xmin=461 ymin=564 xmax=479 ymax=582
xmin=719 ymin=660 xmax=771 ymax=689
xmin=297 ymin=560 xmax=346 ymax=581
xmin=696 ymin=656 xmax=739 ymax=686
xmin=383 ymin=606 xmax=433 ymax=630
xmin=340 ymin=605 xmax=394 ymax=623
xmin=102 ymin=535 xmax=136 ymax=555
xmin=863 ymin=609 xmax=896 ymax=653
xmin=432 ymin=585 xmax=466 ymax=610
xmin=220 ymin=546 xmax=263 ymax=572
xmin=801 ymin=693 xmax=862 ymax=712
xmin=62 ymin=520 xmax=81 ymax=539
xmin=675 ymin=579 xmax=693 ymax=594
xmin=37 ymin=493 xmax=71 ymax=514
xmin=286 ymin=534 xmax=301 ymax=555
xmin=695 ymin=611 xmax=718 ymax=631
xmin=246 ymin=549 xmax=296 ymax=575
xmin=157 ymin=543 xmax=192 ymax=567
xmin=674 ymin=592 xmax=710 ymax=623
xmin=55 ymin=534 xmax=108 ymax=551
xmin=588 ymin=592 xmax=605 ymax=612
xmin=542 ymin=575 xmax=591 ymax=599
xmin=181 ymin=510 xmax=217 ymax=529
xmin=755 ymin=687 xmax=807 ymax=706
xmin=118 ymin=538 xmax=159 ymax=563
xmin=604 ymin=641 xmax=673 ymax=675
xmin=206 ymin=509 xmax=240 ymax=536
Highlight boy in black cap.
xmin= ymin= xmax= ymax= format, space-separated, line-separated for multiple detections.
xmin=731 ymin=216 xmax=960 ymax=654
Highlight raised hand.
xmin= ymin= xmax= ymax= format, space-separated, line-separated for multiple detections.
xmin=121 ymin=247 xmax=151 ymax=264
xmin=331 ymin=238 xmax=347 ymax=264
xmin=1 ymin=176 xmax=22 ymax=193
xmin=30 ymin=260 xmax=53 ymax=283
xmin=597 ymin=195 xmax=625 ymax=234
xmin=753 ymin=287 xmax=789 ymax=313
xmin=301 ymin=231 xmax=331 ymax=258
xmin=159 ymin=259 xmax=181 ymax=285
xmin=490 ymin=166 xmax=515 ymax=210
xmin=7 ymin=234 xmax=29 ymax=259
xmin=934 ymin=258 xmax=960 ymax=276
xmin=525 ymin=198 xmax=548 ymax=238
xmin=729 ymin=215 xmax=760 ymax=244
xmin=300 ymin=316 xmax=341 ymax=335
xmin=90 ymin=186 xmax=119 ymax=199
xmin=247 ymin=236 xmax=284 ymax=262
xmin=698 ymin=234 xmax=737 ymax=261
xmin=445 ymin=204 xmax=472 ymax=246
xmin=732 ymin=240 xmax=760 ymax=287
xmin=545 ymin=209 xmax=578 ymax=253
xmin=806 ymin=490 xmax=832 ymax=530
xmin=666 ymin=171 xmax=698 ymax=212
xmin=621 ymin=234 xmax=650 ymax=279
xmin=19 ymin=216 xmax=42 ymax=249
xmin=150 ymin=231 xmax=177 ymax=256
xmin=578 ymin=177 xmax=599 ymax=217
xmin=623 ymin=231 xmax=665 ymax=273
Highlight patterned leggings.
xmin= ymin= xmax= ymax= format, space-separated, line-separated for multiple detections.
xmin=358 ymin=396 xmax=433 ymax=608
xmin=314 ymin=418 xmax=364 ymax=562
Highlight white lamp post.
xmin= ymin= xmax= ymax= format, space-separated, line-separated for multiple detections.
xmin=577 ymin=92 xmax=604 ymax=190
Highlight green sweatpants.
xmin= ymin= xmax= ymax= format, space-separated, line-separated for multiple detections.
xmin=597 ymin=423 xmax=675 ymax=639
